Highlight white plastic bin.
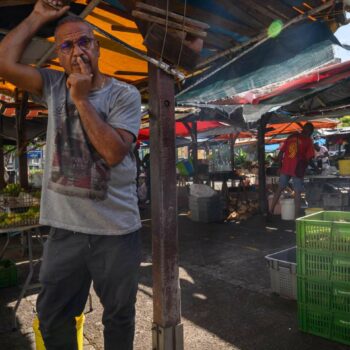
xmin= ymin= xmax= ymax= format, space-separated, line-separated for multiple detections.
xmin=189 ymin=195 xmax=223 ymax=223
xmin=280 ymin=198 xmax=295 ymax=220
xmin=265 ymin=246 xmax=297 ymax=299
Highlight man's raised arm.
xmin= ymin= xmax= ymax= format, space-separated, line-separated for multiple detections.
xmin=0 ymin=0 xmax=69 ymax=96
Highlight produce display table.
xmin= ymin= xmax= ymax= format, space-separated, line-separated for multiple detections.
xmin=0 ymin=224 xmax=43 ymax=330
xmin=209 ymin=171 xmax=246 ymax=191
xmin=267 ymin=175 xmax=350 ymax=210
xmin=306 ymin=174 xmax=350 ymax=180
xmin=266 ymin=174 xmax=350 ymax=183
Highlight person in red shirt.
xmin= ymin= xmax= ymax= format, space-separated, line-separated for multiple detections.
xmin=270 ymin=122 xmax=315 ymax=218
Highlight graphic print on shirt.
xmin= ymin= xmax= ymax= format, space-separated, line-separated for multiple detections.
xmin=286 ymin=138 xmax=298 ymax=159
xmin=48 ymin=99 xmax=110 ymax=200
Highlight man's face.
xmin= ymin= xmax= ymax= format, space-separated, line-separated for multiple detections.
xmin=55 ymin=22 xmax=100 ymax=75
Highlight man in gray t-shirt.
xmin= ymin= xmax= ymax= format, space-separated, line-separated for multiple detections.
xmin=0 ymin=1 xmax=141 ymax=349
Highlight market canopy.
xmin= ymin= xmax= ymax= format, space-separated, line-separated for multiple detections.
xmin=0 ymin=0 xmax=347 ymax=101
xmin=265 ymin=119 xmax=339 ymax=136
xmin=138 ymin=120 xmax=225 ymax=141
xmin=0 ymin=0 xmax=348 ymax=144
xmin=178 ymin=59 xmax=350 ymax=127
xmin=138 ymin=118 xmax=339 ymax=142
xmin=176 ymin=20 xmax=343 ymax=105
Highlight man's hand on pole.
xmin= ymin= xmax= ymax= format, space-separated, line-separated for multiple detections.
xmin=33 ymin=0 xmax=70 ymax=23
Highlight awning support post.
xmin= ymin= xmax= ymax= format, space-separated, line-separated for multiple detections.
xmin=191 ymin=122 xmax=198 ymax=183
xmin=230 ymin=132 xmax=239 ymax=172
xmin=257 ymin=113 xmax=272 ymax=215
xmin=0 ymin=115 xmax=5 ymax=189
xmin=149 ymin=63 xmax=183 ymax=350
xmin=15 ymin=90 xmax=29 ymax=189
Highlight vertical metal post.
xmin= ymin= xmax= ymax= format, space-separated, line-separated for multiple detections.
xmin=257 ymin=113 xmax=271 ymax=215
xmin=0 ymin=115 xmax=5 ymax=189
xmin=148 ymin=63 xmax=183 ymax=350
xmin=192 ymin=122 xmax=198 ymax=183
xmin=230 ymin=133 xmax=234 ymax=172
xmin=15 ymin=90 xmax=29 ymax=189
xmin=229 ymin=132 xmax=239 ymax=173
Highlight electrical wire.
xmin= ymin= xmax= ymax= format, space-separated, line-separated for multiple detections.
xmin=160 ymin=0 xmax=170 ymax=62
xmin=176 ymin=0 xmax=187 ymax=68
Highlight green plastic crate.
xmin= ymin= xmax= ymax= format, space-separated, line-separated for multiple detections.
xmin=0 ymin=259 xmax=17 ymax=288
xmin=297 ymin=249 xmax=350 ymax=283
xmin=298 ymin=304 xmax=350 ymax=346
xmin=332 ymin=255 xmax=350 ymax=283
xmin=297 ymin=211 xmax=350 ymax=345
xmin=333 ymin=283 xmax=350 ymax=314
xmin=298 ymin=278 xmax=350 ymax=313
xmin=297 ymin=277 xmax=331 ymax=309
xmin=297 ymin=249 xmax=332 ymax=280
xmin=298 ymin=304 xmax=332 ymax=339
xmin=297 ymin=211 xmax=350 ymax=253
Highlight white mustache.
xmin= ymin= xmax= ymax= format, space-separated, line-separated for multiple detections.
xmin=72 ymin=56 xmax=89 ymax=65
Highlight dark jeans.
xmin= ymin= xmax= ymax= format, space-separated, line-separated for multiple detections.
xmin=36 ymin=228 xmax=141 ymax=350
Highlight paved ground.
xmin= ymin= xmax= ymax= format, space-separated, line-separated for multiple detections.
xmin=0 ymin=208 xmax=349 ymax=350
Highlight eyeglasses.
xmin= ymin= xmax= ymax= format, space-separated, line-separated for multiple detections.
xmin=57 ymin=36 xmax=95 ymax=55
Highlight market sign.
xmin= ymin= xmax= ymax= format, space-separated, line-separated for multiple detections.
xmin=27 ymin=151 xmax=42 ymax=159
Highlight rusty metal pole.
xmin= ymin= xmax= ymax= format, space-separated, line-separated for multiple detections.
xmin=257 ymin=113 xmax=272 ymax=215
xmin=192 ymin=122 xmax=198 ymax=183
xmin=230 ymin=132 xmax=239 ymax=173
xmin=15 ymin=90 xmax=29 ymax=189
xmin=148 ymin=63 xmax=183 ymax=350
xmin=0 ymin=115 xmax=5 ymax=189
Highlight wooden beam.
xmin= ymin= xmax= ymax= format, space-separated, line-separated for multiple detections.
xmin=261 ymin=0 xmax=297 ymax=19
xmin=149 ymin=63 xmax=183 ymax=349
xmin=233 ymin=0 xmax=272 ymax=27
xmin=215 ymin=0 xmax=266 ymax=30
xmin=0 ymin=0 xmax=35 ymax=6
xmin=143 ymin=23 xmax=201 ymax=70
xmin=204 ymin=31 xmax=238 ymax=50
xmin=96 ymin=1 xmax=134 ymax=21
xmin=110 ymin=24 xmax=139 ymax=33
xmin=243 ymin=0 xmax=289 ymax=21
xmin=114 ymin=70 xmax=148 ymax=76
xmin=169 ymin=1 xmax=258 ymax=37
xmin=0 ymin=101 xmax=45 ymax=109
xmin=132 ymin=10 xmax=207 ymax=38
xmin=135 ymin=1 xmax=210 ymax=30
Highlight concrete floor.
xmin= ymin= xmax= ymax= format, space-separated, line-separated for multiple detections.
xmin=0 ymin=209 xmax=349 ymax=350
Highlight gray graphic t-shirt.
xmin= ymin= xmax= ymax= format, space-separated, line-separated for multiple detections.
xmin=35 ymin=68 xmax=142 ymax=235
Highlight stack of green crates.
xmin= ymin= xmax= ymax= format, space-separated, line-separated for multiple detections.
xmin=296 ymin=211 xmax=350 ymax=346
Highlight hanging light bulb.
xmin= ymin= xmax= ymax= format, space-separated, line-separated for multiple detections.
xmin=267 ymin=20 xmax=284 ymax=38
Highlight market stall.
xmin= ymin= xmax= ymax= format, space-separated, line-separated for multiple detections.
xmin=0 ymin=0 xmax=349 ymax=349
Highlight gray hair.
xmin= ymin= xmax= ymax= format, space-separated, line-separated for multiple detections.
xmin=54 ymin=15 xmax=94 ymax=38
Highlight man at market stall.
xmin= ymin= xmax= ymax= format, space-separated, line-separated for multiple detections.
xmin=0 ymin=1 xmax=142 ymax=349
xmin=313 ymin=142 xmax=330 ymax=171
xmin=269 ymin=123 xmax=315 ymax=218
